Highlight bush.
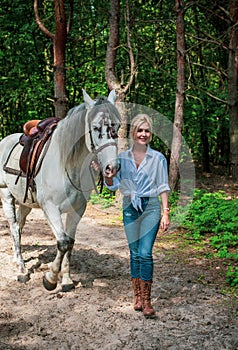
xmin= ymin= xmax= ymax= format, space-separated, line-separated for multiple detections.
xmin=90 ymin=187 xmax=116 ymax=209
xmin=226 ymin=266 xmax=238 ymax=287
xmin=182 ymin=190 xmax=238 ymax=240
xmin=174 ymin=189 xmax=238 ymax=286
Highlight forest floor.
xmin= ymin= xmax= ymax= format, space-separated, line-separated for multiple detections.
xmin=0 ymin=168 xmax=238 ymax=350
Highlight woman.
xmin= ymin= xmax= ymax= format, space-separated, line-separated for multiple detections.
xmin=101 ymin=114 xmax=170 ymax=317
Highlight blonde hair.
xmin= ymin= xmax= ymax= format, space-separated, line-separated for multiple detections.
xmin=129 ymin=114 xmax=153 ymax=143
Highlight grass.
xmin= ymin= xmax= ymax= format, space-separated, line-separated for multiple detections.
xmin=156 ymin=227 xmax=238 ymax=298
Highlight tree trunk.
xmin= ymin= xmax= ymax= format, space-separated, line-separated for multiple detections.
xmin=169 ymin=0 xmax=186 ymax=191
xmin=53 ymin=0 xmax=68 ymax=119
xmin=105 ymin=0 xmax=135 ymax=153
xmin=228 ymin=0 xmax=238 ymax=180
xmin=105 ymin=0 xmax=120 ymax=93
xmin=34 ymin=0 xmax=70 ymax=119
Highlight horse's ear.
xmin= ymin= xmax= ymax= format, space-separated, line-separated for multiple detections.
xmin=82 ymin=89 xmax=95 ymax=109
xmin=107 ymin=89 xmax=117 ymax=105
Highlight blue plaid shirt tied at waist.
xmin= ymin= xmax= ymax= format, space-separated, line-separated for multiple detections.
xmin=105 ymin=145 xmax=170 ymax=211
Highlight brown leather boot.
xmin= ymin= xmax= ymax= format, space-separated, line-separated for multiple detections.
xmin=139 ymin=279 xmax=155 ymax=317
xmin=131 ymin=278 xmax=142 ymax=311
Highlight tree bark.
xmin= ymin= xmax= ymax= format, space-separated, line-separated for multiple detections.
xmin=105 ymin=0 xmax=120 ymax=93
xmin=228 ymin=0 xmax=238 ymax=180
xmin=53 ymin=0 xmax=68 ymax=119
xmin=169 ymin=0 xmax=186 ymax=191
xmin=34 ymin=0 xmax=71 ymax=119
xmin=105 ymin=0 xmax=135 ymax=152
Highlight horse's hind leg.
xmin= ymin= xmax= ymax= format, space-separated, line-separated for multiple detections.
xmin=0 ymin=188 xmax=29 ymax=273
xmin=16 ymin=204 xmax=32 ymax=232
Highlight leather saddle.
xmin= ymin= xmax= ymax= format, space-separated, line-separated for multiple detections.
xmin=19 ymin=117 xmax=60 ymax=202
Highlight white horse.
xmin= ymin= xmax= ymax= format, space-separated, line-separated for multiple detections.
xmin=0 ymin=90 xmax=120 ymax=291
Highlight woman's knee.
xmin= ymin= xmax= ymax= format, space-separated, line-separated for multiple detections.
xmin=140 ymin=248 xmax=153 ymax=261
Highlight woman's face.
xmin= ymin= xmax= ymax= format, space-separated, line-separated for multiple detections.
xmin=133 ymin=122 xmax=151 ymax=146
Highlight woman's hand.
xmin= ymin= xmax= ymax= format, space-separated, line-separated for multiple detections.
xmin=160 ymin=212 xmax=170 ymax=231
xmin=91 ymin=160 xmax=101 ymax=172
xmin=91 ymin=160 xmax=115 ymax=186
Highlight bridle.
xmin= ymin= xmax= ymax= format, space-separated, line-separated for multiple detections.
xmin=90 ymin=140 xmax=118 ymax=156
xmin=88 ymin=111 xmax=119 ymax=156
xmin=66 ymin=109 xmax=120 ymax=194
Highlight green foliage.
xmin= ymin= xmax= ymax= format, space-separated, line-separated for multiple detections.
xmin=1 ymin=0 xmax=236 ymax=282
xmin=0 ymin=0 xmax=232 ymax=170
xmin=182 ymin=190 xmax=238 ymax=241
xmin=0 ymin=0 xmax=54 ymax=138
xmin=175 ymin=189 xmax=238 ymax=287
xmin=90 ymin=187 xmax=116 ymax=209
xmin=168 ymin=190 xmax=180 ymax=209
xmin=226 ymin=266 xmax=238 ymax=287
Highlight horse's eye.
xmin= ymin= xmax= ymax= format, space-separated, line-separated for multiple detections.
xmin=93 ymin=126 xmax=102 ymax=139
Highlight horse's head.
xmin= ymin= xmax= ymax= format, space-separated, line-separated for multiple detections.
xmin=83 ymin=90 xmax=121 ymax=177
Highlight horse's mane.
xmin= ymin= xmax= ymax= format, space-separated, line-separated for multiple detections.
xmin=55 ymin=97 xmax=120 ymax=168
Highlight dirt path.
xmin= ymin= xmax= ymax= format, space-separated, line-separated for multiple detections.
xmin=0 ymin=203 xmax=237 ymax=350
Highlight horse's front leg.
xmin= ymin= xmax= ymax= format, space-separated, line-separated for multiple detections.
xmin=60 ymin=212 xmax=84 ymax=292
xmin=41 ymin=204 xmax=76 ymax=291
xmin=43 ymin=236 xmax=74 ymax=291
xmin=60 ymin=249 xmax=74 ymax=292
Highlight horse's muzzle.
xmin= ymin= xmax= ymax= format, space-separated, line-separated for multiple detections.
xmin=104 ymin=162 xmax=120 ymax=177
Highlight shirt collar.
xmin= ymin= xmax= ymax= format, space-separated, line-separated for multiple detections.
xmin=128 ymin=144 xmax=153 ymax=158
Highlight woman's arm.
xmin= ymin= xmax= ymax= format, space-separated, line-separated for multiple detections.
xmin=160 ymin=191 xmax=170 ymax=231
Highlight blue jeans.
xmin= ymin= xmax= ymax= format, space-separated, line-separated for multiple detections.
xmin=123 ymin=197 xmax=161 ymax=281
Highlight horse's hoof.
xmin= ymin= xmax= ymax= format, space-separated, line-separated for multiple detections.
xmin=43 ymin=276 xmax=57 ymax=291
xmin=61 ymin=283 xmax=75 ymax=293
xmin=17 ymin=273 xmax=30 ymax=284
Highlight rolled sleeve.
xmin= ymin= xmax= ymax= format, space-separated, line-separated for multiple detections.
xmin=104 ymin=176 xmax=120 ymax=191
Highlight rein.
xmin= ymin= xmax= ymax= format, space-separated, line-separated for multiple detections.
xmin=66 ymin=107 xmax=119 ymax=195
xmin=65 ymin=165 xmax=102 ymax=195
xmin=65 ymin=140 xmax=117 ymax=195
